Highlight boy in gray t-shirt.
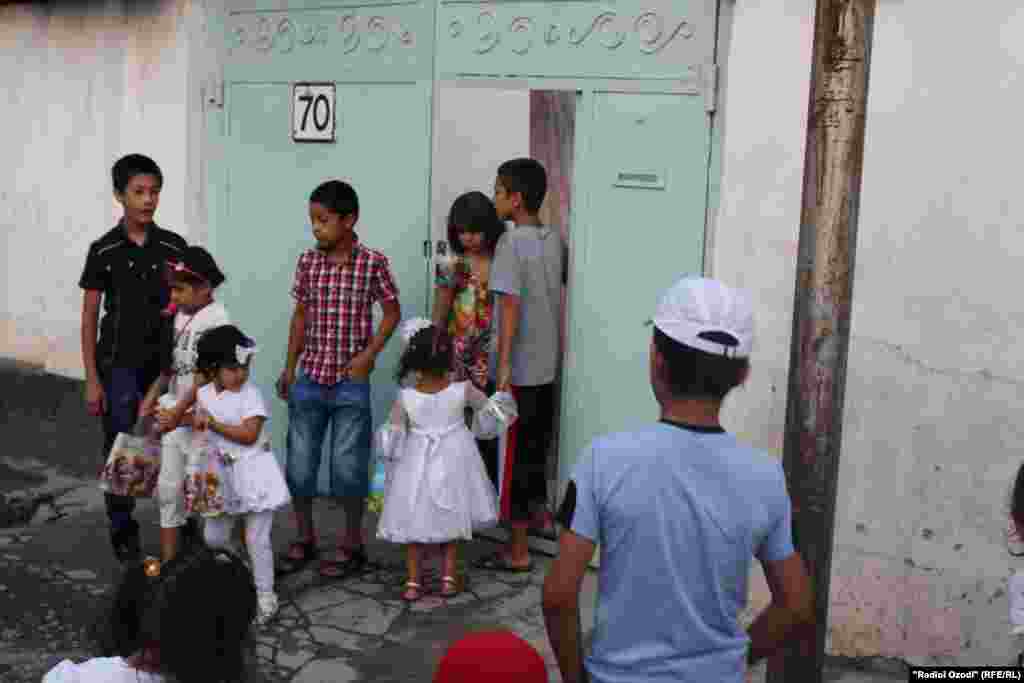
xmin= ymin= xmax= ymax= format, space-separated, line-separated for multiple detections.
xmin=474 ymin=158 xmax=566 ymax=574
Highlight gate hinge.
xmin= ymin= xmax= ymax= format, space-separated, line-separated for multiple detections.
xmin=205 ymin=75 xmax=225 ymax=110
xmin=703 ymin=63 xmax=718 ymax=113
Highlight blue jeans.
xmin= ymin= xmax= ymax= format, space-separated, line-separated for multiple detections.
xmin=100 ymin=364 xmax=160 ymax=533
xmin=285 ymin=371 xmax=372 ymax=499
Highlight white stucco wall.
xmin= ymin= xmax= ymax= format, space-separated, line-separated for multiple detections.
xmin=0 ymin=0 xmax=196 ymax=378
xmin=716 ymin=0 xmax=1024 ymax=667
xmin=8 ymin=0 xmax=1024 ymax=666
xmin=431 ymin=85 xmax=529 ymax=247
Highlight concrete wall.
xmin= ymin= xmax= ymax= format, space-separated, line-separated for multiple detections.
xmin=716 ymin=0 xmax=1024 ymax=667
xmin=430 ymin=85 xmax=529 ymax=247
xmin=0 ymin=0 xmax=199 ymax=379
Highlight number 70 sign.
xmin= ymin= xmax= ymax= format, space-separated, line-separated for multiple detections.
xmin=292 ymin=83 xmax=336 ymax=142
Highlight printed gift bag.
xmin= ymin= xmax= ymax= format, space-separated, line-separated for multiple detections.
xmin=99 ymin=418 xmax=161 ymax=498
xmin=183 ymin=410 xmax=242 ymax=517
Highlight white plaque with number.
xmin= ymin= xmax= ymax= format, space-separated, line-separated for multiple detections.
xmin=292 ymin=83 xmax=336 ymax=142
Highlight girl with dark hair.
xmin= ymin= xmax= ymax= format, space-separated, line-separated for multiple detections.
xmin=432 ymin=191 xmax=505 ymax=389
xmin=375 ymin=319 xmax=515 ymax=602
xmin=43 ymin=547 xmax=257 ymax=682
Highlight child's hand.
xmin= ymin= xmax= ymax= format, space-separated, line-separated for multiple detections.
xmin=138 ymin=396 xmax=156 ymax=419
xmin=85 ymin=379 xmax=106 ymax=417
xmin=192 ymin=411 xmax=210 ymax=432
xmin=496 ymin=364 xmax=512 ymax=393
xmin=156 ymin=408 xmax=179 ymax=433
xmin=345 ymin=351 xmax=375 ymax=381
xmin=276 ymin=369 xmax=295 ymax=400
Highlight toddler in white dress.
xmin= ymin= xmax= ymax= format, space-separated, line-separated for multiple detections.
xmin=189 ymin=324 xmax=291 ymax=625
xmin=376 ymin=318 xmax=514 ymax=601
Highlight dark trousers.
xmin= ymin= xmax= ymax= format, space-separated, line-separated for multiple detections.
xmin=475 ymin=381 xmax=501 ymax=491
xmin=100 ymin=364 xmax=161 ymax=533
xmin=481 ymin=383 xmax=555 ymax=522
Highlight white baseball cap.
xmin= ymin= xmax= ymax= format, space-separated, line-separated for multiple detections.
xmin=650 ymin=276 xmax=755 ymax=358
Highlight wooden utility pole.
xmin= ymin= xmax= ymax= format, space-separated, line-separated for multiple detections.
xmin=769 ymin=1 xmax=876 ymax=681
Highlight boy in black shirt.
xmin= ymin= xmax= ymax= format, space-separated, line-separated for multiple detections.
xmin=79 ymin=154 xmax=187 ymax=563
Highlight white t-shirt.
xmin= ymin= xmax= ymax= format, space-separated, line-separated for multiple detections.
xmin=43 ymin=657 xmax=164 ymax=682
xmin=169 ymin=301 xmax=230 ymax=401
xmin=197 ymin=380 xmax=270 ymax=459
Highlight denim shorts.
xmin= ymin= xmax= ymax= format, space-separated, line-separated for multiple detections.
xmin=285 ymin=370 xmax=372 ymax=499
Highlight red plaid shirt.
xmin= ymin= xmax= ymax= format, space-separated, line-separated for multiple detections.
xmin=291 ymin=237 xmax=399 ymax=385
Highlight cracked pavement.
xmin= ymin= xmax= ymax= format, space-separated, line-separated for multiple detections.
xmin=0 ymin=466 xmax=588 ymax=682
xmin=0 ymin=469 xmax=906 ymax=683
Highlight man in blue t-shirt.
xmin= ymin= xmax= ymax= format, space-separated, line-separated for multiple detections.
xmin=542 ymin=276 xmax=813 ymax=683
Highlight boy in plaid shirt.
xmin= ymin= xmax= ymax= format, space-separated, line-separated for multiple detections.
xmin=275 ymin=180 xmax=401 ymax=579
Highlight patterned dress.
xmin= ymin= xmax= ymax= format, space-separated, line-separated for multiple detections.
xmin=436 ymin=255 xmax=494 ymax=389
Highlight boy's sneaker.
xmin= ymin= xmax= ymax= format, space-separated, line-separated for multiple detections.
xmin=255 ymin=591 xmax=278 ymax=626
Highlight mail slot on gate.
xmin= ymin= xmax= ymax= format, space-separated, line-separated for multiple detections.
xmin=613 ymin=171 xmax=666 ymax=190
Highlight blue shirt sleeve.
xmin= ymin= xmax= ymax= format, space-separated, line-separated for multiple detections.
xmin=756 ymin=463 xmax=796 ymax=562
xmin=562 ymin=444 xmax=601 ymax=544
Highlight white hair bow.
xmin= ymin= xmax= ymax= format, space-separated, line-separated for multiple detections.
xmin=235 ymin=344 xmax=259 ymax=365
xmin=399 ymin=317 xmax=433 ymax=346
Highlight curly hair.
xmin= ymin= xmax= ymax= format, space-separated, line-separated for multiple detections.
xmin=395 ymin=324 xmax=453 ymax=382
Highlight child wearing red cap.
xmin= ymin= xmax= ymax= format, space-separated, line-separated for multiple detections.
xmin=434 ymin=630 xmax=548 ymax=683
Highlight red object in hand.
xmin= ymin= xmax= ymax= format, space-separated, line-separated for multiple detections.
xmin=161 ymin=302 xmax=178 ymax=317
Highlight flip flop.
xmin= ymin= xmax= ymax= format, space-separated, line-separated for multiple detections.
xmin=318 ymin=545 xmax=368 ymax=581
xmin=274 ymin=540 xmax=317 ymax=577
xmin=472 ymin=552 xmax=533 ymax=573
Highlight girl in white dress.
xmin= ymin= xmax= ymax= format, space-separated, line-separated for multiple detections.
xmin=188 ymin=325 xmax=292 ymax=625
xmin=376 ymin=319 xmax=512 ymax=602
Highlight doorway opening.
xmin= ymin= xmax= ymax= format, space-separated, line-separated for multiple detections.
xmin=430 ymin=85 xmax=577 ymax=549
